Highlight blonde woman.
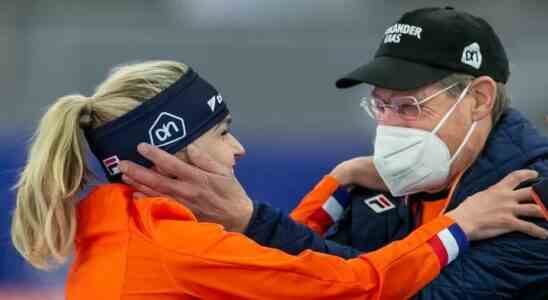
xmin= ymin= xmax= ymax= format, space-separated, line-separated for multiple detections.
xmin=11 ymin=60 xmax=547 ymax=300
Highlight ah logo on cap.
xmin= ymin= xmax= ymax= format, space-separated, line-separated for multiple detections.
xmin=102 ymin=155 xmax=121 ymax=176
xmin=148 ymin=112 xmax=187 ymax=147
xmin=461 ymin=42 xmax=482 ymax=70
xmin=364 ymin=195 xmax=395 ymax=213
xmin=207 ymin=94 xmax=223 ymax=112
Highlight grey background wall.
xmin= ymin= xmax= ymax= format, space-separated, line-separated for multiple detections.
xmin=2 ymin=0 xmax=548 ymax=137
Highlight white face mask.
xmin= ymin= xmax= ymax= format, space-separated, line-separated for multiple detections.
xmin=373 ymin=83 xmax=476 ymax=197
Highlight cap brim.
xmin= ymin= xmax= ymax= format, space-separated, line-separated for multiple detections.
xmin=335 ymin=56 xmax=452 ymax=91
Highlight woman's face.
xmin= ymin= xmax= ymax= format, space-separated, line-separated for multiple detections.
xmin=176 ymin=115 xmax=246 ymax=171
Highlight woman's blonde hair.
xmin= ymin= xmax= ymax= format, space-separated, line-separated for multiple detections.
xmin=11 ymin=60 xmax=188 ymax=269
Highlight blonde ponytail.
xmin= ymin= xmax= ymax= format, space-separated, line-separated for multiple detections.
xmin=12 ymin=60 xmax=188 ymax=269
xmin=12 ymin=95 xmax=92 ymax=269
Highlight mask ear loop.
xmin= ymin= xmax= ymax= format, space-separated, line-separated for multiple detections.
xmin=429 ymin=82 xmax=476 ymax=164
xmin=449 ymin=122 xmax=477 ymax=164
xmin=432 ymin=82 xmax=472 ymax=134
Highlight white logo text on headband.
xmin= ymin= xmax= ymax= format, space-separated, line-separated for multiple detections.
xmin=149 ymin=112 xmax=187 ymax=147
xmin=208 ymin=94 xmax=223 ymax=112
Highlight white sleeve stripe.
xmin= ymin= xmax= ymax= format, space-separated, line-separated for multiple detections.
xmin=321 ymin=196 xmax=344 ymax=222
xmin=438 ymin=228 xmax=460 ymax=264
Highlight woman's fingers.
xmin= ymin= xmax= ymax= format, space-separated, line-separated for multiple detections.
xmin=510 ymin=218 xmax=548 ymax=239
xmin=492 ymin=169 xmax=538 ymax=190
xmin=513 ymin=203 xmax=546 ymax=219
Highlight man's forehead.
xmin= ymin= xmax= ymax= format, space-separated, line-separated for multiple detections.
xmin=372 ymin=85 xmax=430 ymax=100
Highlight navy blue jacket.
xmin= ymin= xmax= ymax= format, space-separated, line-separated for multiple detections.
xmin=245 ymin=108 xmax=548 ymax=299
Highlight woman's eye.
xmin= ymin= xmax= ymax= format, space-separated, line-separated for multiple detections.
xmin=221 ymin=129 xmax=229 ymax=136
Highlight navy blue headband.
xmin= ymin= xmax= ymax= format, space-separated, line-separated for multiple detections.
xmin=85 ymin=68 xmax=229 ymax=182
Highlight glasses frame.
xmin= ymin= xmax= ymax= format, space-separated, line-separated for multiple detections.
xmin=361 ymin=82 xmax=459 ymax=121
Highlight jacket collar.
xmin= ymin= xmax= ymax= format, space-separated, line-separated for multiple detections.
xmin=76 ymin=184 xmax=134 ymax=243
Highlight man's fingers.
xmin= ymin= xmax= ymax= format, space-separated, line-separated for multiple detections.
xmin=493 ymin=170 xmax=538 ymax=190
xmin=122 ymin=174 xmax=164 ymax=198
xmin=133 ymin=192 xmax=147 ymax=200
xmin=120 ymin=160 xmax=203 ymax=202
xmin=511 ymin=219 xmax=548 ymax=239
xmin=120 ymin=160 xmax=178 ymax=195
xmin=187 ymin=144 xmax=231 ymax=176
xmin=137 ymin=143 xmax=201 ymax=180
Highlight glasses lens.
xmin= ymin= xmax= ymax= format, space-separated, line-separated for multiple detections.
xmin=361 ymin=96 xmax=422 ymax=121
xmin=361 ymin=98 xmax=384 ymax=120
xmin=391 ymin=97 xmax=420 ymax=120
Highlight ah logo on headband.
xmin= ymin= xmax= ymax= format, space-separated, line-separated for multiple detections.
xmin=207 ymin=94 xmax=223 ymax=112
xmin=148 ymin=112 xmax=187 ymax=147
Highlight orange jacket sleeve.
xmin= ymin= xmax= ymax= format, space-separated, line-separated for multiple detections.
xmin=290 ymin=175 xmax=345 ymax=235
xmin=140 ymin=200 xmax=465 ymax=300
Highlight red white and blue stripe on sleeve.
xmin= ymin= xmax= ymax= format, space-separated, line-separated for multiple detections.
xmin=427 ymin=223 xmax=469 ymax=267
xmin=308 ymin=186 xmax=351 ymax=227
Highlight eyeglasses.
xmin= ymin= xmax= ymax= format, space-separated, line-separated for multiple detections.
xmin=360 ymin=82 xmax=459 ymax=121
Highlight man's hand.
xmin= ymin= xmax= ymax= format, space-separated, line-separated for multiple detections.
xmin=329 ymin=156 xmax=388 ymax=190
xmin=446 ymin=170 xmax=548 ymax=241
xmin=119 ymin=143 xmax=254 ymax=233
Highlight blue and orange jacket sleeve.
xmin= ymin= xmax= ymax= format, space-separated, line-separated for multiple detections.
xmin=531 ymin=178 xmax=548 ymax=221
xmin=290 ymin=175 xmax=350 ymax=235
xmin=139 ymin=198 xmax=468 ymax=300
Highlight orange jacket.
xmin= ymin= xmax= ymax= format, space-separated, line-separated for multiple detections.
xmin=66 ymin=183 xmax=460 ymax=300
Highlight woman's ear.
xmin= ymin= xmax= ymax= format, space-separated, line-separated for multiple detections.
xmin=470 ymin=76 xmax=497 ymax=122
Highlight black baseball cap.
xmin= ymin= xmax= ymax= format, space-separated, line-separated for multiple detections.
xmin=336 ymin=7 xmax=510 ymax=90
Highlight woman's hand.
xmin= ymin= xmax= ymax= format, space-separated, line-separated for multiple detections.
xmin=446 ymin=169 xmax=548 ymax=241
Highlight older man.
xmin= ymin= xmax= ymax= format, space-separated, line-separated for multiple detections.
xmin=121 ymin=7 xmax=548 ymax=300
xmin=245 ymin=7 xmax=548 ymax=299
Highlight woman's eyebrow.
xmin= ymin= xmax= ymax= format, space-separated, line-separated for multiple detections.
xmin=214 ymin=117 xmax=232 ymax=130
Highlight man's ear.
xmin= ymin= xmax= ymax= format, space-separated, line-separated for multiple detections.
xmin=469 ymin=76 xmax=497 ymax=122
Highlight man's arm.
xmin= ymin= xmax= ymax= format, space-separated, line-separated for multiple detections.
xmin=289 ymin=157 xmax=385 ymax=235
xmin=289 ymin=176 xmax=351 ymax=236
xmin=246 ymin=200 xmax=361 ymax=258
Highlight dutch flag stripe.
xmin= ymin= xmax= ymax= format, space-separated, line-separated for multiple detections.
xmin=438 ymin=229 xmax=460 ymax=263
xmin=309 ymin=208 xmax=333 ymax=227
xmin=428 ymin=223 xmax=468 ymax=267
xmin=428 ymin=234 xmax=448 ymax=267
xmin=321 ymin=196 xmax=344 ymax=222
xmin=310 ymin=185 xmax=351 ymax=226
